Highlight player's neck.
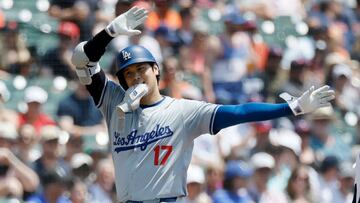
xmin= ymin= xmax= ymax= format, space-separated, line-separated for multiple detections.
xmin=140 ymin=90 xmax=163 ymax=106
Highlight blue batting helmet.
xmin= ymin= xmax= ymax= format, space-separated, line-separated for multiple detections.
xmin=116 ymin=45 xmax=158 ymax=90
xmin=116 ymin=45 xmax=157 ymax=72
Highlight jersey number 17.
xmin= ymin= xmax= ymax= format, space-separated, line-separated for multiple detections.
xmin=153 ymin=145 xmax=172 ymax=166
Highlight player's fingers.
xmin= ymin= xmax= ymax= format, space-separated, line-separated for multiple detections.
xmin=127 ymin=6 xmax=139 ymax=15
xmin=313 ymin=85 xmax=330 ymax=95
xmin=135 ymin=11 xmax=148 ymax=21
xmin=321 ymin=95 xmax=335 ymax=103
xmin=318 ymin=102 xmax=331 ymax=108
xmin=127 ymin=30 xmax=141 ymax=35
xmin=316 ymin=90 xmax=335 ymax=99
xmin=134 ymin=8 xmax=147 ymax=16
xmin=135 ymin=16 xmax=148 ymax=27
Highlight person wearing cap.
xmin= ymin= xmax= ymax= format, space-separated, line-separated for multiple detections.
xmin=248 ymin=152 xmax=288 ymax=203
xmin=63 ymin=136 xmax=84 ymax=166
xmin=212 ymin=160 xmax=254 ymax=203
xmin=0 ymin=123 xmax=40 ymax=199
xmin=70 ymin=6 xmax=335 ymax=202
xmin=40 ymin=21 xmax=80 ymax=80
xmin=184 ymin=164 xmax=212 ymax=203
xmin=18 ymin=86 xmax=56 ymax=135
xmin=308 ymin=106 xmax=352 ymax=162
xmin=70 ymin=152 xmax=94 ymax=183
xmin=32 ymin=125 xmax=71 ymax=182
xmin=329 ymin=63 xmax=360 ymax=114
xmin=266 ymin=129 xmax=303 ymax=192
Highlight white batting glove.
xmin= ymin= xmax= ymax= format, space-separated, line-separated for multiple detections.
xmin=116 ymin=84 xmax=149 ymax=118
xmin=105 ymin=6 xmax=148 ymax=37
xmin=280 ymin=85 xmax=335 ymax=116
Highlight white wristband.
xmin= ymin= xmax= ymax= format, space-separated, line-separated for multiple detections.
xmin=279 ymin=92 xmax=304 ymax=116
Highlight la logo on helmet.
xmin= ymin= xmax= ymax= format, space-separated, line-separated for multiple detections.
xmin=122 ymin=50 xmax=131 ymax=60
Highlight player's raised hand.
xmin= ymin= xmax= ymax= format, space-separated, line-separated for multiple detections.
xmin=106 ymin=6 xmax=148 ymax=37
xmin=280 ymin=85 xmax=335 ymax=116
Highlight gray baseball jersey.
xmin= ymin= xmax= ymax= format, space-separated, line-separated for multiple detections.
xmin=98 ymin=79 xmax=219 ymax=202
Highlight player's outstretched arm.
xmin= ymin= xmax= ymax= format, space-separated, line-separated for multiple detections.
xmin=212 ymin=85 xmax=335 ymax=134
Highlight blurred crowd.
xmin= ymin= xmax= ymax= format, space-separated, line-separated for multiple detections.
xmin=0 ymin=0 xmax=360 ymax=202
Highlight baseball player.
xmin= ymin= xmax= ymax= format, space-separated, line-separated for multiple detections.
xmin=71 ymin=6 xmax=335 ymax=203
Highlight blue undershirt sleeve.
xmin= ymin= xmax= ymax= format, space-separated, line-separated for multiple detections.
xmin=212 ymin=102 xmax=293 ymax=134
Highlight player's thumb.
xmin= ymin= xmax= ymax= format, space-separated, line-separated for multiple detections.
xmin=127 ymin=29 xmax=142 ymax=36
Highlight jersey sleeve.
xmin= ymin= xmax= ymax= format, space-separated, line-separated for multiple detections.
xmin=96 ymin=79 xmax=125 ymax=124
xmin=212 ymin=102 xmax=292 ymax=134
xmin=179 ymin=99 xmax=219 ymax=138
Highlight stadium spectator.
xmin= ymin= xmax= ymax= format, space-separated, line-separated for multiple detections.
xmin=70 ymin=152 xmax=94 ymax=184
xmin=16 ymin=124 xmax=40 ymax=165
xmin=249 ymin=121 xmax=273 ymax=156
xmin=26 ymin=170 xmax=69 ymax=203
xmin=336 ymin=161 xmax=354 ymax=202
xmin=285 ymin=165 xmax=314 ymax=203
xmin=248 ymin=152 xmax=287 ymax=203
xmin=18 ymin=86 xmax=56 ymax=135
xmin=41 ymin=21 xmax=80 ymax=80
xmin=179 ymin=20 xmax=216 ymax=102
xmin=0 ymin=21 xmax=31 ymax=73
xmin=212 ymin=160 xmax=253 ymax=203
xmin=185 ymin=164 xmax=212 ymax=203
xmin=57 ymin=82 xmax=105 ymax=137
xmin=312 ymin=155 xmax=341 ymax=203
xmin=88 ymin=158 xmax=115 ymax=203
xmin=205 ymin=165 xmax=224 ymax=197
xmin=48 ymin=0 xmax=102 ymax=41
xmin=32 ymin=126 xmax=71 ymax=181
xmin=145 ymin=0 xmax=182 ymax=31
xmin=0 ymin=123 xmax=39 ymax=199
xmin=308 ymin=106 xmax=352 ymax=162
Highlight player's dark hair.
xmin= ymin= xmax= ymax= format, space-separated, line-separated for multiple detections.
xmin=116 ymin=62 xmax=160 ymax=90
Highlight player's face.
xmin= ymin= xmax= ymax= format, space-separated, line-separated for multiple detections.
xmin=123 ymin=63 xmax=159 ymax=90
